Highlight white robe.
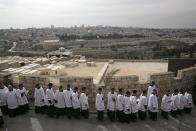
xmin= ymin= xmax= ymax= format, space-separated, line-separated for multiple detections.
xmin=107 ymin=92 xmax=117 ymax=111
xmin=45 ymin=88 xmax=55 ymax=106
xmin=79 ymin=93 xmax=89 ymax=110
xmin=95 ymin=93 xmax=105 ymax=111
xmin=148 ymin=94 xmax=158 ymax=112
xmin=124 ymin=96 xmax=131 ymax=114
xmin=71 ymin=92 xmax=80 ymax=109
xmin=184 ymin=92 xmax=193 ymax=108
xmin=147 ymin=85 xmax=156 ymax=101
xmin=178 ymin=93 xmax=185 ymax=110
xmin=0 ymin=86 xmax=8 ymax=106
xmin=161 ymin=94 xmax=172 ymax=112
xmin=64 ymin=89 xmax=73 ymax=108
xmin=34 ymin=87 xmax=45 ymax=107
xmin=54 ymin=90 xmax=66 ymax=108
xmin=171 ymin=94 xmax=179 ymax=111
xmin=138 ymin=95 xmax=147 ymax=112
xmin=6 ymin=90 xmax=19 ymax=109
xmin=130 ymin=96 xmax=138 ymax=113
xmin=17 ymin=87 xmax=28 ymax=106
xmin=116 ymin=94 xmax=124 ymax=111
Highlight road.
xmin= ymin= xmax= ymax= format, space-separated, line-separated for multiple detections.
xmin=1 ymin=107 xmax=196 ymax=131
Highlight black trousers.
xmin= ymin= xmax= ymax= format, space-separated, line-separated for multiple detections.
xmin=97 ymin=111 xmax=104 ymax=121
xmin=130 ymin=113 xmax=137 ymax=122
xmin=171 ymin=110 xmax=178 ymax=118
xmin=117 ymin=110 xmax=124 ymax=122
xmin=55 ymin=107 xmax=65 ymax=118
xmin=81 ymin=109 xmax=89 ymax=119
xmin=149 ymin=111 xmax=157 ymax=121
xmin=73 ymin=108 xmax=80 ymax=119
xmin=138 ymin=110 xmax=146 ymax=120
xmin=0 ymin=116 xmax=4 ymax=127
xmin=19 ymin=104 xmax=28 ymax=114
xmin=178 ymin=109 xmax=183 ymax=116
xmin=161 ymin=110 xmax=169 ymax=119
xmin=184 ymin=107 xmax=192 ymax=114
xmin=35 ymin=106 xmax=45 ymax=114
xmin=66 ymin=107 xmax=73 ymax=119
xmin=108 ymin=110 xmax=115 ymax=122
xmin=25 ymin=104 xmax=29 ymax=112
xmin=0 ymin=105 xmax=8 ymax=115
xmin=8 ymin=108 xmax=18 ymax=117
xmin=124 ymin=113 xmax=131 ymax=123
xmin=46 ymin=105 xmax=55 ymax=117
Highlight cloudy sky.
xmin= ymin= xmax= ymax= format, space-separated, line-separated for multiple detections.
xmin=0 ymin=0 xmax=196 ymax=29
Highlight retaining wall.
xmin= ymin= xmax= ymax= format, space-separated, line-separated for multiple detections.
xmin=12 ymin=64 xmax=196 ymax=109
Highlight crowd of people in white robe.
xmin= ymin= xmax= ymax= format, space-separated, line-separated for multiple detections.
xmin=96 ymin=81 xmax=193 ymax=122
xmin=0 ymin=81 xmax=194 ymax=127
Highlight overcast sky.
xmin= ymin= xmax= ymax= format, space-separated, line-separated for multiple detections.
xmin=0 ymin=0 xmax=196 ymax=29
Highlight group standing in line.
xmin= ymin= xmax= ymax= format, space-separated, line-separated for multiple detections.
xmin=0 ymin=81 xmax=194 ymax=127
xmin=34 ymin=83 xmax=89 ymax=119
xmin=95 ymin=81 xmax=193 ymax=122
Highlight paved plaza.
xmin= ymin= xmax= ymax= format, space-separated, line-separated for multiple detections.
xmin=1 ymin=107 xmax=196 ymax=131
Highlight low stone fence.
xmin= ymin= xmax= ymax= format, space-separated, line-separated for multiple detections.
xmin=60 ymin=76 xmax=95 ymax=106
xmin=12 ymin=64 xmax=196 ymax=109
xmin=19 ymin=75 xmax=49 ymax=97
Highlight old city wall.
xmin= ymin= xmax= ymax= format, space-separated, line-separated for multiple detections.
xmin=105 ymin=66 xmax=196 ymax=96
xmin=59 ymin=77 xmax=95 ymax=106
xmin=14 ymin=65 xmax=196 ymax=109
xmin=19 ymin=75 xmax=49 ymax=97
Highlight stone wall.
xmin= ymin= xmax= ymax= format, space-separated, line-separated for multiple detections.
xmin=168 ymin=58 xmax=196 ymax=76
xmin=19 ymin=75 xmax=49 ymax=97
xmin=104 ymin=66 xmax=196 ymax=96
xmin=59 ymin=77 xmax=95 ymax=106
xmin=150 ymin=66 xmax=196 ymax=95
xmin=150 ymin=72 xmax=175 ymax=95
xmin=106 ymin=75 xmax=139 ymax=91
xmin=0 ymin=62 xmax=9 ymax=71
xmin=0 ymin=61 xmax=21 ymax=71
xmin=14 ymin=64 xmax=196 ymax=110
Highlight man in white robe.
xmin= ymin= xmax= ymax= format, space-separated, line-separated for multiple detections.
xmin=107 ymin=88 xmax=117 ymax=122
xmin=177 ymin=89 xmax=185 ymax=115
xmin=34 ymin=84 xmax=45 ymax=114
xmin=54 ymin=85 xmax=66 ymax=118
xmin=124 ymin=91 xmax=131 ymax=123
xmin=147 ymin=81 xmax=157 ymax=102
xmin=64 ymin=84 xmax=73 ymax=119
xmin=95 ymin=88 xmax=105 ymax=121
xmin=6 ymin=85 xmax=19 ymax=117
xmin=72 ymin=87 xmax=80 ymax=119
xmin=148 ymin=89 xmax=158 ymax=121
xmin=138 ymin=90 xmax=147 ymax=120
xmin=45 ymin=83 xmax=55 ymax=117
xmin=161 ymin=90 xmax=172 ymax=119
xmin=0 ymin=82 xmax=8 ymax=115
xmin=17 ymin=83 xmax=29 ymax=114
xmin=79 ymin=87 xmax=89 ymax=119
xmin=184 ymin=89 xmax=193 ymax=114
xmin=171 ymin=89 xmax=179 ymax=118
xmin=116 ymin=88 xmax=124 ymax=122
xmin=130 ymin=90 xmax=138 ymax=122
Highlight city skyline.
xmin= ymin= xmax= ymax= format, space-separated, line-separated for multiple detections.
xmin=0 ymin=0 xmax=196 ymax=29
